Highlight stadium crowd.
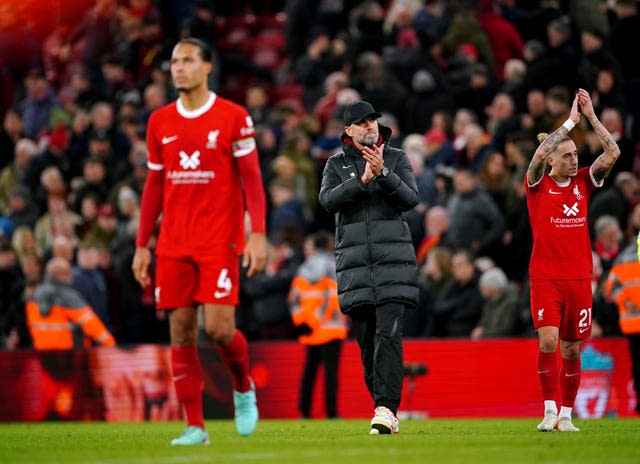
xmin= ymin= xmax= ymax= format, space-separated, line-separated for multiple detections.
xmin=1 ymin=0 xmax=640 ymax=348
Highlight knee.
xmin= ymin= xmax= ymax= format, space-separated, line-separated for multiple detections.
xmin=170 ymin=320 xmax=197 ymax=346
xmin=204 ymin=321 xmax=235 ymax=345
xmin=539 ymin=334 xmax=558 ymax=352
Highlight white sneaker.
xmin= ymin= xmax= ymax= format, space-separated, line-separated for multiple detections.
xmin=557 ymin=417 xmax=580 ymax=432
xmin=369 ymin=406 xmax=399 ymax=434
xmin=536 ymin=410 xmax=558 ymax=432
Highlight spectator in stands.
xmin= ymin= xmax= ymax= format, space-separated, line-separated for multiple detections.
xmin=72 ymin=241 xmax=112 ymax=331
xmin=22 ymin=126 xmax=72 ymax=203
xmin=6 ymin=186 xmax=40 ymax=231
xmin=0 ymin=238 xmax=29 ymax=348
xmin=476 ymin=0 xmax=524 ymax=81
xmin=0 ymin=110 xmax=25 ymax=170
xmin=313 ymin=71 xmax=349 ymax=131
xmin=72 ymin=156 xmax=110 ymax=213
xmin=545 ymin=15 xmax=580 ymax=92
xmin=577 ymin=26 xmax=621 ymax=93
xmin=446 ymin=168 xmax=505 ymax=261
xmin=59 ymin=0 xmax=122 ymax=85
xmin=15 ymin=67 xmax=63 ymax=141
xmin=0 ymin=139 xmax=37 ymax=214
xmin=34 ymin=194 xmax=82 ymax=254
xmin=268 ymin=177 xmax=309 ymax=240
xmin=592 ymin=215 xmax=624 ymax=278
xmin=403 ymin=69 xmax=456 ymax=135
xmin=484 ymin=92 xmax=521 ymax=154
xmin=243 ymin=228 xmax=303 ymax=340
xmin=25 ymin=256 xmax=115 ymax=350
xmin=83 ymin=203 xmax=118 ymax=248
xmin=588 ymin=171 xmax=639 ymax=239
xmin=581 ymin=107 xmax=634 ymax=185
xmin=432 ymin=248 xmax=483 ymax=337
xmin=521 ymin=88 xmax=555 ymax=143
xmin=471 ymin=266 xmax=520 ymax=339
xmin=406 ymin=245 xmax=453 ymax=338
xmin=477 ymin=150 xmax=512 ymax=216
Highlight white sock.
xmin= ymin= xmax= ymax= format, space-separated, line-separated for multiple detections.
xmin=559 ymin=406 xmax=572 ymax=419
xmin=544 ymin=400 xmax=557 ymax=414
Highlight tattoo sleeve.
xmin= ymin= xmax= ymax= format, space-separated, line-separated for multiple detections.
xmin=526 ymin=126 xmax=570 ymax=185
xmin=590 ymin=118 xmax=621 ymax=182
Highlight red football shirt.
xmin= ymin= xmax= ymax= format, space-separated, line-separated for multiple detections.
xmin=526 ymin=167 xmax=601 ymax=280
xmin=146 ymin=92 xmax=258 ymax=257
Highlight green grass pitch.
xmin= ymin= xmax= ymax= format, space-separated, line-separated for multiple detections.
xmin=1 ymin=418 xmax=639 ymax=464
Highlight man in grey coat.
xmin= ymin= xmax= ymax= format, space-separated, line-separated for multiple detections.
xmin=319 ymin=100 xmax=419 ymax=434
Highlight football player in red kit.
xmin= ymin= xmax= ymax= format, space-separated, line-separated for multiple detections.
xmin=526 ymin=88 xmax=620 ymax=432
xmin=132 ymin=38 xmax=267 ymax=445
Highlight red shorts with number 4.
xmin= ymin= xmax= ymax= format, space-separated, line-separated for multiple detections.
xmin=154 ymin=250 xmax=240 ymax=309
xmin=529 ymin=278 xmax=593 ymax=340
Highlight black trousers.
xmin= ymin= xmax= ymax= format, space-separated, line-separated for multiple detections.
xmin=628 ymin=334 xmax=640 ymax=414
xmin=299 ymin=339 xmax=343 ymax=418
xmin=351 ymin=301 xmax=405 ymax=415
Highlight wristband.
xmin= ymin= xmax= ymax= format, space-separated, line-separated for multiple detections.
xmin=562 ymin=119 xmax=576 ymax=132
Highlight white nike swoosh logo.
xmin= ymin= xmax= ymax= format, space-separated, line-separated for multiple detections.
xmin=162 ymin=136 xmax=178 ymax=144
xmin=536 ymin=370 xmax=549 ymax=374
xmin=565 ymin=373 xmax=579 ymax=377
xmin=548 ymin=190 xmax=563 ymax=194
xmin=579 ymin=327 xmax=589 ymax=333
xmin=214 ymin=290 xmax=230 ymax=298
xmin=172 ymin=374 xmax=188 ymax=382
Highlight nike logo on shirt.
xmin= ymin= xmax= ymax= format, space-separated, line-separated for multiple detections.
xmin=162 ymin=135 xmax=178 ymax=144
xmin=548 ymin=190 xmax=563 ymax=195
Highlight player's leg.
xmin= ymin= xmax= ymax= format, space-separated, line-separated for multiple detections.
xmin=557 ymin=339 xmax=582 ymax=431
xmin=168 ymin=307 xmax=210 ymax=445
xmin=530 ymin=279 xmax=562 ymax=431
xmin=203 ymin=303 xmax=258 ymax=436
xmin=156 ymin=256 xmax=209 ymax=445
xmin=556 ymin=279 xmax=593 ymax=432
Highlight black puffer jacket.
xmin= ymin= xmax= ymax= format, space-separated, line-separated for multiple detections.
xmin=319 ymin=125 xmax=420 ymax=313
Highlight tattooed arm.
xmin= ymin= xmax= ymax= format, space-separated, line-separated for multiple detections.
xmin=526 ymin=92 xmax=581 ymax=185
xmin=579 ymin=89 xmax=621 ymax=183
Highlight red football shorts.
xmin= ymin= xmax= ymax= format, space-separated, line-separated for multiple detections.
xmin=529 ymin=278 xmax=593 ymax=340
xmin=154 ymin=250 xmax=240 ymax=309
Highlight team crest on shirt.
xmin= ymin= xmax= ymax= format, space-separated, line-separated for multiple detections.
xmin=573 ymin=185 xmax=582 ymax=200
xmin=537 ymin=308 xmax=544 ymax=321
xmin=206 ymin=130 xmax=220 ymax=149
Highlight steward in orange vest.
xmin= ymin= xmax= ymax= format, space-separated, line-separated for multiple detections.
xmin=604 ymin=244 xmax=640 ymax=335
xmin=288 ymin=232 xmax=347 ymax=418
xmin=26 ymin=257 xmax=116 ymax=350
xmin=289 ymin=251 xmax=348 ymax=346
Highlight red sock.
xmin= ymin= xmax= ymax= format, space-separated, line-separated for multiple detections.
xmin=537 ymin=350 xmax=559 ymax=402
xmin=217 ymin=329 xmax=251 ymax=392
xmin=560 ymin=357 xmax=581 ymax=408
xmin=171 ymin=345 xmax=204 ymax=429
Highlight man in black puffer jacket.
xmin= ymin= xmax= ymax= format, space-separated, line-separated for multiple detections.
xmin=319 ymin=100 xmax=419 ymax=435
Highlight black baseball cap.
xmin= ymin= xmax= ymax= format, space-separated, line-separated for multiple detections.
xmin=343 ymin=100 xmax=382 ymax=126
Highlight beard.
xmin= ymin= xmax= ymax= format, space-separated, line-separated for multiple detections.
xmin=359 ymin=132 xmax=378 ymax=147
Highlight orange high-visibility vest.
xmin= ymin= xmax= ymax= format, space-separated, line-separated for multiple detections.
xmin=289 ymin=275 xmax=348 ymax=346
xmin=604 ymin=260 xmax=640 ymax=335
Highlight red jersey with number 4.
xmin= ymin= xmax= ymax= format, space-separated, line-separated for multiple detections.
xmin=526 ymin=167 xmax=601 ymax=280
xmin=146 ymin=92 xmax=257 ymax=257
